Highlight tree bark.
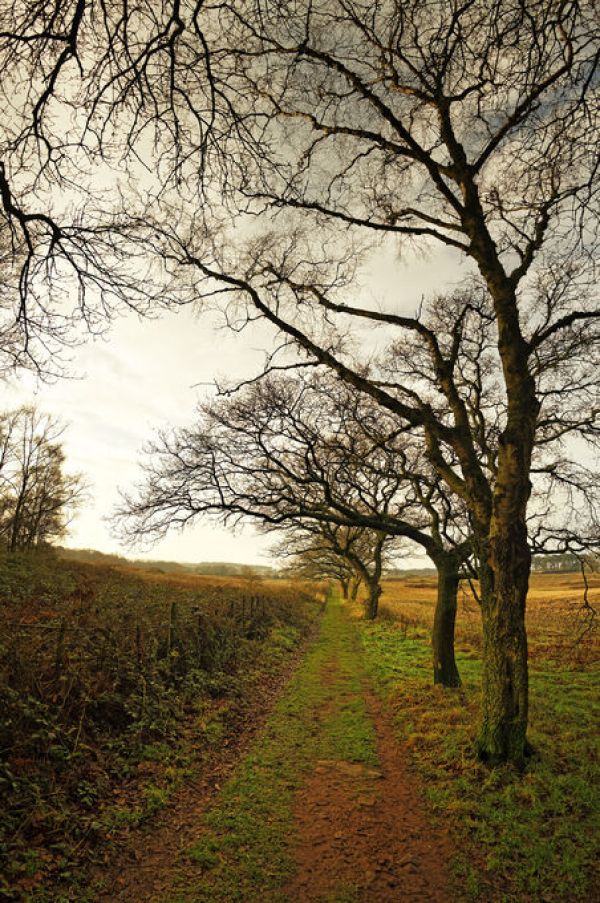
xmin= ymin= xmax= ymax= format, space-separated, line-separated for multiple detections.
xmin=432 ymin=558 xmax=461 ymax=688
xmin=364 ymin=579 xmax=381 ymax=620
xmin=349 ymin=576 xmax=360 ymax=602
xmin=461 ymin=256 xmax=536 ymax=766
xmin=476 ymin=525 xmax=531 ymax=766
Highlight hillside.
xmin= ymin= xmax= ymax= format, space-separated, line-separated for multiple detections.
xmin=56 ymin=546 xmax=278 ymax=577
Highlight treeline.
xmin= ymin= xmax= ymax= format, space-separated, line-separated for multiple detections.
xmin=58 ymin=546 xmax=278 ymax=578
xmin=59 ymin=547 xmax=444 ymax=580
xmin=0 ymin=408 xmax=84 ymax=552
xmin=531 ymin=553 xmax=599 ymax=573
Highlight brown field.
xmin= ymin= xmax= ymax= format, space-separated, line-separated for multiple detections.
xmin=117 ymin=564 xmax=307 ymax=596
xmin=378 ymin=571 xmax=600 ymax=666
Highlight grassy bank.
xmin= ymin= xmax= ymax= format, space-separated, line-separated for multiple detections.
xmin=359 ymin=602 xmax=599 ymax=902
xmin=0 ymin=551 xmax=321 ymax=901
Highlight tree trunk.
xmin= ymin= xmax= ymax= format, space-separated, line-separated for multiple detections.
xmin=476 ymin=526 xmax=530 ymax=766
xmin=349 ymin=577 xmax=360 ymax=602
xmin=339 ymin=577 xmax=349 ymax=600
xmin=432 ymin=559 xmax=461 ymax=688
xmin=473 ymin=335 xmax=536 ymax=765
xmin=364 ymin=580 xmax=381 ymax=620
xmin=461 ymin=187 xmax=539 ymax=766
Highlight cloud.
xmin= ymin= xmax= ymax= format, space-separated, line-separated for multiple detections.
xmin=3 ymin=246 xmax=460 ymax=566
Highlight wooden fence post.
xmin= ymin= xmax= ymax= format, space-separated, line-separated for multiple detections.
xmin=54 ymin=619 xmax=66 ymax=681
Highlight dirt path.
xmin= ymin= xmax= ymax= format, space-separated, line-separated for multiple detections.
xmin=89 ymin=600 xmax=457 ymax=902
xmin=284 ymin=607 xmax=455 ymax=903
xmin=286 ymin=688 xmax=455 ymax=902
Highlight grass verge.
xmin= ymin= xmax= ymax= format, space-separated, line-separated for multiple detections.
xmin=359 ymin=618 xmax=599 ymax=902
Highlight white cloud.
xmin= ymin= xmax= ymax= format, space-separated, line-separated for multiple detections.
xmin=3 ymin=246 xmax=464 ymax=567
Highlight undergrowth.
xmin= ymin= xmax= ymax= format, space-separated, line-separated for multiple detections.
xmin=0 ymin=550 xmax=321 ymax=901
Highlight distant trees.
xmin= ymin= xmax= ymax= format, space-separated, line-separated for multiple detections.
xmin=273 ymin=522 xmax=395 ymax=616
xmin=281 ymin=521 xmax=402 ymax=621
xmin=0 ymin=408 xmax=84 ymax=550
xmin=118 ymin=370 xmax=473 ymax=685
xmin=531 ymin=554 xmax=595 ymax=574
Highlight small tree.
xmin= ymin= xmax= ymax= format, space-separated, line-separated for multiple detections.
xmin=0 ymin=407 xmax=85 ymax=550
xmin=274 ymin=522 xmax=394 ymax=618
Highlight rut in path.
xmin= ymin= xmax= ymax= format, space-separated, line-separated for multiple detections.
xmin=91 ymin=600 xmax=457 ymax=902
xmin=285 ymin=694 xmax=455 ymax=901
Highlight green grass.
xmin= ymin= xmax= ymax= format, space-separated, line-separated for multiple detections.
xmin=360 ymin=619 xmax=600 ymax=902
xmin=169 ymin=597 xmax=377 ymax=903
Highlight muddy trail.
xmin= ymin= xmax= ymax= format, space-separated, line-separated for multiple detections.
xmin=91 ymin=600 xmax=457 ymax=902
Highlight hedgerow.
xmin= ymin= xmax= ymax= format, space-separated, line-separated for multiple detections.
xmin=0 ymin=550 xmax=320 ymax=899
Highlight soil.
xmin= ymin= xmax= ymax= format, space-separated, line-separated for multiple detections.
xmin=286 ymin=690 xmax=456 ymax=902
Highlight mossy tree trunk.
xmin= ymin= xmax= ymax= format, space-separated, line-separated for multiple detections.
xmin=364 ymin=579 xmax=382 ymax=620
xmin=468 ymin=274 xmax=537 ymax=764
xmin=431 ymin=555 xmax=461 ymax=688
xmin=476 ymin=520 xmax=531 ymax=765
xmin=457 ymin=229 xmax=538 ymax=765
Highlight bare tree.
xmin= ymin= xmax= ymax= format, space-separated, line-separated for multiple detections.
xmin=278 ymin=530 xmax=360 ymax=599
xmin=0 ymin=407 xmax=85 ymax=549
xmin=118 ymin=371 xmax=473 ymax=684
xmin=273 ymin=521 xmax=396 ymax=620
xmin=0 ymin=1 xmax=225 ymax=372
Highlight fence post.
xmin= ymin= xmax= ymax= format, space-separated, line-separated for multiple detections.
xmin=54 ymin=618 xmax=66 ymax=681
xmin=167 ymin=601 xmax=177 ymax=656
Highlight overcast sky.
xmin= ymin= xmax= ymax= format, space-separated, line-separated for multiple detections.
xmin=3 ymin=241 xmax=468 ymax=567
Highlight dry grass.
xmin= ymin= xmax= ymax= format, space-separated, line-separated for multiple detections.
xmin=117 ymin=564 xmax=309 ymax=597
xmin=378 ymin=571 xmax=600 ymax=667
